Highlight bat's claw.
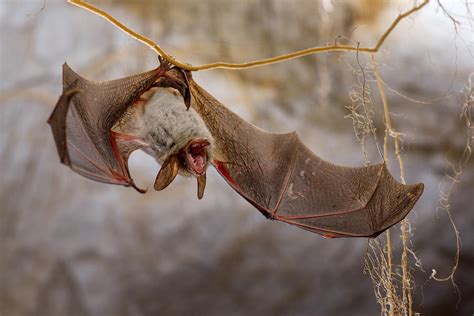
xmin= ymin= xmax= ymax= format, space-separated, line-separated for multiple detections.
xmin=178 ymin=69 xmax=192 ymax=111
xmin=184 ymin=94 xmax=191 ymax=111
xmin=158 ymin=55 xmax=173 ymax=73
xmin=152 ymin=62 xmax=192 ymax=110
xmin=130 ymin=182 xmax=147 ymax=194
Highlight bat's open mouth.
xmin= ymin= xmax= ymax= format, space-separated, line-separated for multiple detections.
xmin=181 ymin=139 xmax=210 ymax=175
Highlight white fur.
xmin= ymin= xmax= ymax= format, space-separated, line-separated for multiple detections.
xmin=112 ymin=87 xmax=214 ymax=173
xmin=141 ymin=88 xmax=214 ymax=163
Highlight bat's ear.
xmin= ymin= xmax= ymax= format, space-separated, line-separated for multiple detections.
xmin=197 ymin=174 xmax=206 ymax=200
xmin=154 ymin=155 xmax=180 ymax=191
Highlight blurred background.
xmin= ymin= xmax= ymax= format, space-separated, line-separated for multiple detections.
xmin=1 ymin=0 xmax=473 ymax=315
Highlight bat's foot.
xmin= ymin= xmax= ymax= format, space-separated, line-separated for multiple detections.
xmin=158 ymin=55 xmax=173 ymax=73
xmin=151 ymin=67 xmax=191 ymax=110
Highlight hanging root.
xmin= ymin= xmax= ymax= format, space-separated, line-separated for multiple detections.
xmin=360 ymin=54 xmax=424 ymax=316
xmin=428 ymin=72 xmax=474 ymax=306
xmin=345 ymin=49 xmax=378 ymax=165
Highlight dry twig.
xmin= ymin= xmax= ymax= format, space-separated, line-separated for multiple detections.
xmin=68 ymin=0 xmax=429 ymax=71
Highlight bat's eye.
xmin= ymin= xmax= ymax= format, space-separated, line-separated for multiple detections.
xmin=179 ymin=155 xmax=187 ymax=168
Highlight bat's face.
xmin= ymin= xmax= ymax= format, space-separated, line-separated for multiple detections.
xmin=113 ymin=82 xmax=214 ymax=198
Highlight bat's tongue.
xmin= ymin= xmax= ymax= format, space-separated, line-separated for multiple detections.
xmin=184 ymin=139 xmax=210 ymax=176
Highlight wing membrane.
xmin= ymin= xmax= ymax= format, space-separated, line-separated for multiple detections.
xmin=48 ymin=63 xmax=162 ymax=190
xmin=190 ymin=80 xmax=423 ymax=238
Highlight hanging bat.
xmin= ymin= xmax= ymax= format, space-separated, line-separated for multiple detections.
xmin=48 ymin=59 xmax=424 ymax=238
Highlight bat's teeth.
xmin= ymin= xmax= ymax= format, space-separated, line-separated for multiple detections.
xmin=197 ymin=173 xmax=206 ymax=200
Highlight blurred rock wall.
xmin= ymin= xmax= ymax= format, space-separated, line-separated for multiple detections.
xmin=1 ymin=1 xmax=473 ymax=315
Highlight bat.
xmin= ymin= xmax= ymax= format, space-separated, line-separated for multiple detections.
xmin=48 ymin=59 xmax=424 ymax=238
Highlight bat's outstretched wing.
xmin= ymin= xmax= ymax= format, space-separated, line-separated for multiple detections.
xmin=48 ymin=63 xmax=163 ymax=192
xmin=190 ymin=80 xmax=424 ymax=238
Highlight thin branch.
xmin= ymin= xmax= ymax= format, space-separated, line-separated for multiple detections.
xmin=370 ymin=54 xmax=394 ymax=316
xmin=68 ymin=0 xmax=429 ymax=71
xmin=371 ymin=54 xmax=414 ymax=316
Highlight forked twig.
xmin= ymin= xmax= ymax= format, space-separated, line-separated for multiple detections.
xmin=68 ymin=0 xmax=429 ymax=71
